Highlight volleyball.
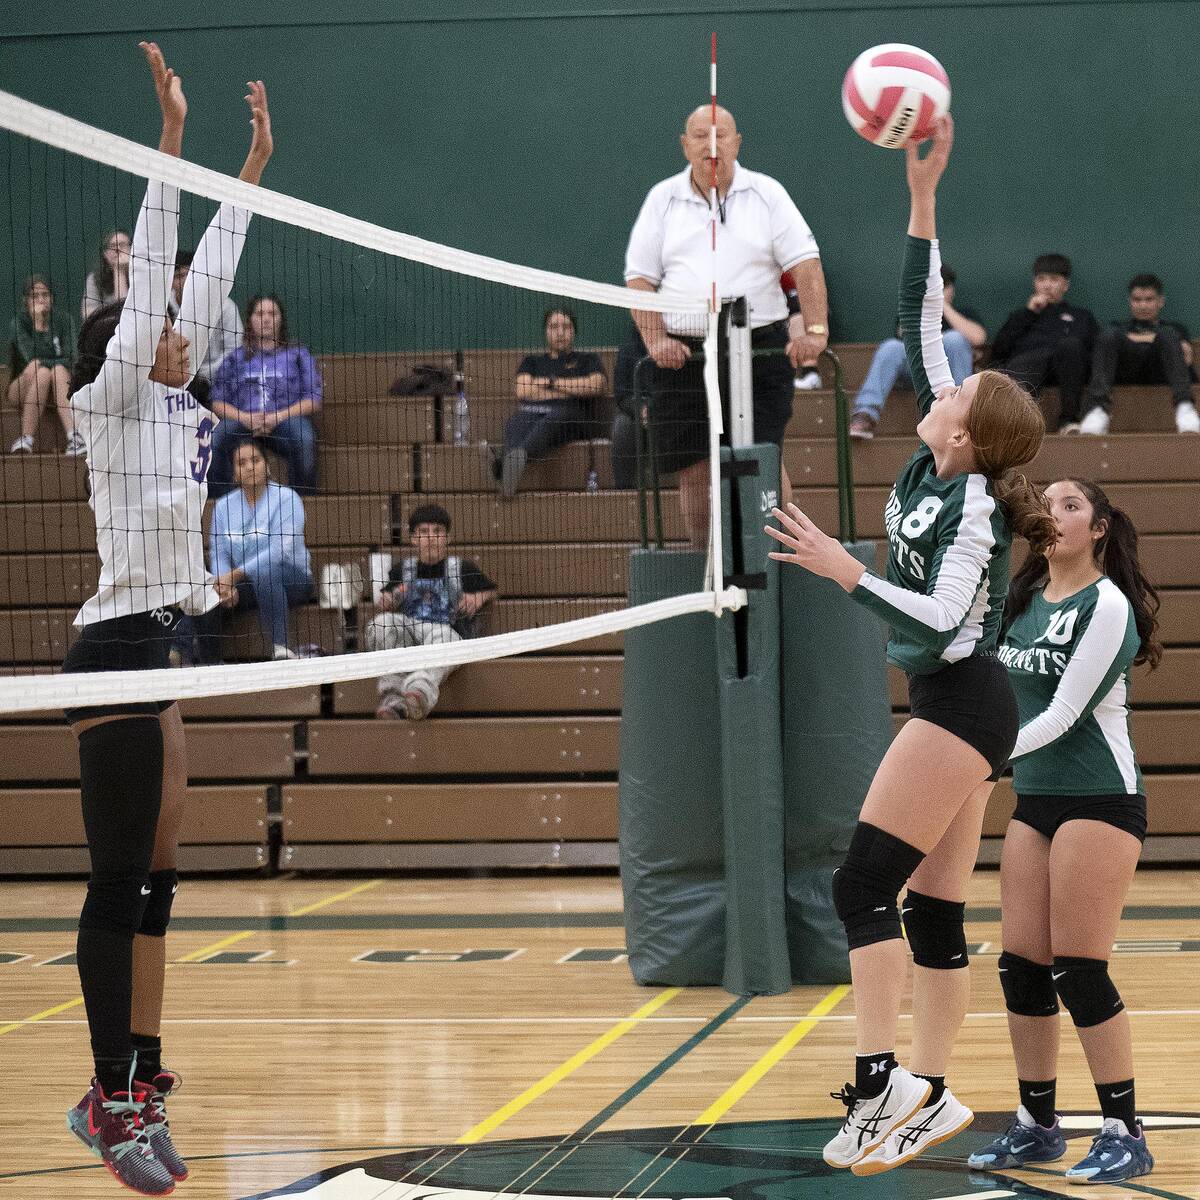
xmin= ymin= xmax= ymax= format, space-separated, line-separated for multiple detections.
xmin=841 ymin=43 xmax=951 ymax=149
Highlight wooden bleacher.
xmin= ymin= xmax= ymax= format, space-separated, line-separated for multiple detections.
xmin=1 ymin=346 xmax=1198 ymax=871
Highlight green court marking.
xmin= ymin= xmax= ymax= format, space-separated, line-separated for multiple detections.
xmin=2 ymin=904 xmax=1200 ymax=934
xmin=1016 ymin=1161 xmax=1193 ymax=1200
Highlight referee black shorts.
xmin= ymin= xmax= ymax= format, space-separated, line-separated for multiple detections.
xmin=638 ymin=318 xmax=795 ymax=477
xmin=906 ymin=652 xmax=1019 ymax=782
xmin=1013 ymin=792 xmax=1148 ymax=843
xmin=62 ymin=607 xmax=183 ymax=724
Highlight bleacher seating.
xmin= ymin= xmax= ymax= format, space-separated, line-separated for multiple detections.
xmin=2 ymin=345 xmax=1198 ymax=871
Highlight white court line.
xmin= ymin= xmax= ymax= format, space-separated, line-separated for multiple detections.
xmin=5 ymin=1008 xmax=1200 ymax=1027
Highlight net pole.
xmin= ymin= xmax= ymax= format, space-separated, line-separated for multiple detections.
xmin=705 ymin=32 xmax=725 ymax=612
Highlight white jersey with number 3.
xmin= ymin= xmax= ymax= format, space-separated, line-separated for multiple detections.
xmin=71 ymin=179 xmax=250 ymax=626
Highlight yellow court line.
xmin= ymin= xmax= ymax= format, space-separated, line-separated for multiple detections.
xmin=456 ymin=986 xmax=682 ymax=1144
xmin=693 ymin=985 xmax=850 ymax=1126
xmin=0 ymin=877 xmax=383 ymax=1036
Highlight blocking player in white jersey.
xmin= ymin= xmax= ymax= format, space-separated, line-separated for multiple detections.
xmin=61 ymin=42 xmax=272 ymax=1195
xmin=969 ymin=479 xmax=1160 ymax=1184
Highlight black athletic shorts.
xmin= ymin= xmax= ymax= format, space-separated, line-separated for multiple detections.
xmin=906 ymin=652 xmax=1019 ymax=782
xmin=1013 ymin=792 xmax=1148 ymax=843
xmin=62 ymin=607 xmax=183 ymax=723
xmin=642 ymin=318 xmax=795 ymax=476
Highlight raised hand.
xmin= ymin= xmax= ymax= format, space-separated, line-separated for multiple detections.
xmin=764 ymin=503 xmax=865 ymax=590
xmin=905 ymin=113 xmax=954 ymax=197
xmin=239 ymin=80 xmax=273 ymax=185
xmin=139 ymin=41 xmax=186 ymax=128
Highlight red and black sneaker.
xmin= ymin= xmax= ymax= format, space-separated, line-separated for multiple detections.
xmin=138 ymin=1070 xmax=188 ymax=1182
xmin=67 ymin=1079 xmax=175 ymax=1195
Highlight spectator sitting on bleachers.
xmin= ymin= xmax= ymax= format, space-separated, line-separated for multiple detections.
xmin=366 ymin=504 xmax=497 ymax=720
xmin=80 ymin=228 xmax=131 ymax=318
xmin=849 ymin=263 xmax=985 ymax=439
xmin=167 ymin=248 xmax=244 ymax=381
xmin=172 ymin=441 xmax=314 ymax=664
xmin=206 ymin=293 xmax=322 ymax=498
xmin=493 ymin=308 xmax=606 ymax=498
xmin=7 ymin=275 xmax=83 ymax=455
xmin=989 ymin=252 xmax=1098 ymax=433
xmin=1079 ymin=273 xmax=1200 ymax=435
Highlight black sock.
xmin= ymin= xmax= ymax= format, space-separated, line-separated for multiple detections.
xmin=1018 ymin=1078 xmax=1057 ymax=1128
xmin=95 ymin=1053 xmax=135 ymax=1098
xmin=131 ymin=1033 xmax=162 ymax=1081
xmin=1096 ymin=1079 xmax=1137 ymax=1132
xmin=915 ymin=1072 xmax=945 ymax=1105
xmin=855 ymin=1050 xmax=897 ymax=1097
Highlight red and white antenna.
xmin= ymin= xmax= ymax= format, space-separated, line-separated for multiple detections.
xmin=709 ymin=30 xmax=718 ymax=314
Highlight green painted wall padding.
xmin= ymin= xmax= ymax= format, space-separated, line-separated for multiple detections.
xmin=619 ymin=549 xmax=725 ymax=986
xmin=781 ymin=541 xmax=893 ymax=984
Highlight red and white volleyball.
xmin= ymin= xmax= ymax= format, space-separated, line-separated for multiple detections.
xmin=841 ymin=44 xmax=950 ymax=149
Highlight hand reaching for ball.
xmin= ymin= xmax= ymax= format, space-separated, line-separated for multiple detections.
xmin=905 ymin=113 xmax=954 ymax=196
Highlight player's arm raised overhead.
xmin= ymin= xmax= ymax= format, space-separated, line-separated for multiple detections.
xmin=899 ymin=115 xmax=955 ymax=420
xmin=81 ymin=42 xmax=184 ymax=417
xmin=175 ymin=80 xmax=271 ymax=377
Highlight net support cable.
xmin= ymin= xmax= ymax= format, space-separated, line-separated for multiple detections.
xmin=0 ymin=90 xmax=745 ymax=712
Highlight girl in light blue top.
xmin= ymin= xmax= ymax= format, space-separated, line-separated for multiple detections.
xmin=179 ymin=440 xmax=313 ymax=662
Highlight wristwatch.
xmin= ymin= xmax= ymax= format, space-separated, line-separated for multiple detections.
xmin=805 ymin=323 xmax=827 ymax=335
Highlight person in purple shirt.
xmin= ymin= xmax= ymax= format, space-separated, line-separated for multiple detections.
xmin=206 ymin=294 xmax=322 ymax=497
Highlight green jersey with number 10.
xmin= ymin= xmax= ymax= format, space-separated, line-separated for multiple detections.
xmin=850 ymin=236 xmax=1012 ymax=676
xmin=1000 ymin=577 xmax=1142 ymax=796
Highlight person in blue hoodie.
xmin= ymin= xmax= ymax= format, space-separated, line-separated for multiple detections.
xmin=174 ymin=440 xmax=313 ymax=662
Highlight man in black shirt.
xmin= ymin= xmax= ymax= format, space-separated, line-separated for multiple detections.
xmin=1080 ymin=273 xmax=1199 ymax=435
xmin=366 ymin=504 xmax=497 ymax=719
xmin=989 ymin=252 xmax=1098 ymax=432
xmin=495 ymin=308 xmax=606 ymax=497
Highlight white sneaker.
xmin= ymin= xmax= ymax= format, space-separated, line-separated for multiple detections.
xmin=1079 ymin=406 xmax=1110 ymax=435
xmin=823 ymin=1067 xmax=932 ymax=1169
xmin=271 ymin=644 xmax=298 ymax=660
xmin=794 ymin=369 xmax=822 ymax=391
xmin=1058 ymin=421 xmax=1082 ymax=435
xmin=64 ymin=431 xmax=87 ymax=457
xmin=852 ymin=1086 xmax=974 ymax=1176
xmin=1176 ymin=401 xmax=1200 ymax=433
xmin=9 ymin=434 xmax=33 ymax=454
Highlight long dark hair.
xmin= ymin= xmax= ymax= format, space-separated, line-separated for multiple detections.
xmin=244 ymin=293 xmax=290 ymax=354
xmin=93 ymin=229 xmax=131 ymax=296
xmin=70 ymin=299 xmax=125 ymax=395
xmin=1004 ymin=478 xmax=1162 ymax=668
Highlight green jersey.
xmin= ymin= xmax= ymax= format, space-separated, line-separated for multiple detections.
xmin=1000 ymin=577 xmax=1142 ymax=796
xmin=851 ymin=236 xmax=1012 ymax=675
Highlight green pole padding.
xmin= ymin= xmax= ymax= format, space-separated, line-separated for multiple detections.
xmin=619 ymin=549 xmax=725 ymax=986
xmin=780 ymin=541 xmax=893 ymax=984
xmin=715 ymin=443 xmax=791 ymax=997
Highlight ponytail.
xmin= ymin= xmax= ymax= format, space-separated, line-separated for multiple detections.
xmin=992 ymin=471 xmax=1057 ymax=558
xmin=1101 ymin=503 xmax=1162 ymax=668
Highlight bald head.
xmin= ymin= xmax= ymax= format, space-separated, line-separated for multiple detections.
xmin=680 ymin=105 xmax=742 ymax=193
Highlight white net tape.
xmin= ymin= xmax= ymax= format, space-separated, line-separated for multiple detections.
xmin=0 ymin=91 xmax=743 ymax=714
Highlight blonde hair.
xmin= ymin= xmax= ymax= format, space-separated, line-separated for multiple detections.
xmin=965 ymin=369 xmax=1056 ymax=556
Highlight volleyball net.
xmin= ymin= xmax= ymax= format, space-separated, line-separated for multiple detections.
xmin=0 ymin=89 xmax=747 ymax=713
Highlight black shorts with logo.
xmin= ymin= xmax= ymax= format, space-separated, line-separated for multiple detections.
xmin=62 ymin=607 xmax=183 ymax=723
xmin=906 ymin=652 xmax=1019 ymax=782
xmin=1013 ymin=792 xmax=1148 ymax=843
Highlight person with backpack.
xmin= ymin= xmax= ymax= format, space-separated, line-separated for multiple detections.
xmin=366 ymin=504 xmax=497 ymax=719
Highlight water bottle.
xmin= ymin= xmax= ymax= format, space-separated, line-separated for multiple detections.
xmin=585 ymin=468 xmax=599 ymax=493
xmin=451 ymin=350 xmax=470 ymax=445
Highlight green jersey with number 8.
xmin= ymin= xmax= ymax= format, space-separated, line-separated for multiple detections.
xmin=850 ymin=236 xmax=1012 ymax=676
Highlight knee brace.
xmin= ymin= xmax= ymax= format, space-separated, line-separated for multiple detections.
xmin=832 ymin=823 xmax=925 ymax=951
xmin=1052 ymin=956 xmax=1124 ymax=1028
xmin=901 ymin=890 xmax=967 ymax=968
xmin=998 ymin=951 xmax=1059 ymax=1017
xmin=137 ymin=869 xmax=179 ymax=938
xmin=79 ymin=872 xmax=153 ymax=937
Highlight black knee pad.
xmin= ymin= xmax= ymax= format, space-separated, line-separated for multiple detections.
xmin=832 ymin=823 xmax=925 ymax=951
xmin=998 ymin=951 xmax=1059 ymax=1017
xmin=137 ymin=869 xmax=179 ymax=938
xmin=79 ymin=873 xmax=153 ymax=937
xmin=901 ymin=890 xmax=967 ymax=969
xmin=1053 ymin=956 xmax=1124 ymax=1028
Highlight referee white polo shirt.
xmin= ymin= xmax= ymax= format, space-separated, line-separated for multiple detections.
xmin=624 ymin=161 xmax=820 ymax=336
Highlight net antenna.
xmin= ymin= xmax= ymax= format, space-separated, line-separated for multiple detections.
xmin=0 ymin=88 xmax=745 ymax=713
